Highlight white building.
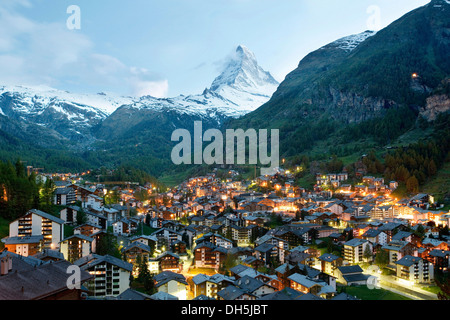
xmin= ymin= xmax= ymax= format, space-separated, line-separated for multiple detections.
xmin=343 ymin=238 xmax=373 ymax=264
xmin=395 ymin=255 xmax=434 ymax=284
xmin=154 ymin=271 xmax=188 ymax=300
xmin=8 ymin=209 xmax=64 ymax=249
xmin=60 ymin=234 xmax=93 ymax=262
xmin=74 ymin=254 xmax=133 ymax=298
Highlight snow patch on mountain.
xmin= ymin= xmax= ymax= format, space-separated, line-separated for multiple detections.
xmin=0 ymin=85 xmax=135 ymax=116
xmin=324 ymin=31 xmax=377 ymax=52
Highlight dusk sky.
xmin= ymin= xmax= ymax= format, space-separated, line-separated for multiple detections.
xmin=0 ymin=0 xmax=430 ymax=98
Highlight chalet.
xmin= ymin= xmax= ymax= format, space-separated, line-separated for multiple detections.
xmin=421 ymin=238 xmax=449 ymax=253
xmin=428 ymin=250 xmax=450 ymax=273
xmin=85 ymin=211 xmax=108 ymax=230
xmin=73 ymin=223 xmax=103 ymax=237
xmin=195 ymin=232 xmax=234 ymax=249
xmin=288 ymin=273 xmax=336 ymax=299
xmin=83 ymin=194 xmax=104 ymax=211
xmin=151 ymin=228 xmax=183 ymax=250
xmin=112 ymin=218 xmax=132 ymax=236
xmin=155 ymin=251 xmax=182 ymax=273
xmin=171 ymin=240 xmax=187 ymax=255
xmin=68 ymin=184 xmax=98 ymax=203
xmin=361 ymin=229 xmax=388 ymax=246
xmin=121 ymin=242 xmax=153 ymax=274
xmin=32 ymin=249 xmax=65 ymax=262
xmin=194 ymin=242 xmax=228 ymax=270
xmin=217 ymin=285 xmax=256 ymax=301
xmin=192 ymin=273 xmax=235 ymax=300
xmin=379 ymin=222 xmax=408 ymax=242
xmin=154 ymin=271 xmax=188 ymax=300
xmin=285 ymin=250 xmax=314 ymax=267
xmin=254 ymin=243 xmax=282 ymax=267
xmin=234 ymin=275 xmax=276 ymax=298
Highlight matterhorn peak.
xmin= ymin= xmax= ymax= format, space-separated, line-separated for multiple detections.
xmin=236 ymin=44 xmax=257 ymax=62
xmin=209 ymin=45 xmax=279 ymax=104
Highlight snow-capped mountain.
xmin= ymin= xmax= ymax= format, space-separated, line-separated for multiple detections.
xmin=119 ymin=45 xmax=279 ymax=120
xmin=209 ymin=45 xmax=280 ymax=112
xmin=0 ymin=45 xmax=278 ymax=147
xmin=330 ymin=31 xmax=377 ymax=52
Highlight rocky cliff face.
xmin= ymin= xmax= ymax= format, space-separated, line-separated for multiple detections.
xmin=319 ymin=87 xmax=398 ymax=124
xmin=422 ymin=93 xmax=450 ymax=121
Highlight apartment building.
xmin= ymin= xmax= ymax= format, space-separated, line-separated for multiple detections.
xmin=395 ymin=255 xmax=434 ymax=284
xmin=8 ymin=209 xmax=64 ymax=250
xmin=74 ymin=254 xmax=133 ymax=298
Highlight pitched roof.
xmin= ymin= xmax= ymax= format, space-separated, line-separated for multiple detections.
xmin=154 ymin=271 xmax=187 ymax=287
xmin=27 ymin=209 xmax=65 ymax=224
xmin=234 ymin=275 xmax=265 ymax=293
xmin=0 ymin=252 xmax=92 ymax=300
xmin=74 ymin=254 xmax=133 ymax=272
xmin=217 ymin=285 xmax=247 ymax=300
xmin=337 ymin=265 xmax=364 ymax=274
xmin=258 ymin=288 xmax=303 ymax=301
xmin=318 ymin=253 xmax=341 ymax=263
xmin=288 ymin=273 xmax=323 ymax=289
xmin=395 ymin=255 xmax=423 ymax=267
xmin=2 ymin=235 xmax=43 ymax=245
xmin=344 ymin=238 xmax=369 ymax=247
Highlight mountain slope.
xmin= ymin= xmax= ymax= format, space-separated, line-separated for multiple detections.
xmin=229 ymin=0 xmax=450 ymax=157
xmin=0 ymin=46 xmax=278 ymax=173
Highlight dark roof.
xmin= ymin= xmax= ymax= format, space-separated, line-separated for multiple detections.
xmin=116 ymin=288 xmax=153 ymax=300
xmin=395 ymin=255 xmax=423 ymax=267
xmin=121 ymin=241 xmax=152 ymax=253
xmin=32 ymin=249 xmax=65 ymax=261
xmin=0 ymin=252 xmax=92 ymax=300
xmin=2 ymin=235 xmax=43 ymax=245
xmin=193 ymin=294 xmax=216 ymax=300
xmin=230 ymin=264 xmax=251 ymax=275
xmin=61 ymin=234 xmax=93 ymax=243
xmin=254 ymin=243 xmax=276 ymax=253
xmin=319 ymin=253 xmax=341 ymax=262
xmin=429 ymin=250 xmax=450 ymax=258
xmin=54 ymin=187 xmax=74 ymax=195
xmin=342 ymin=274 xmax=371 ymax=284
xmin=337 ymin=265 xmax=364 ymax=274
xmin=154 ymin=271 xmax=188 ymax=287
xmin=26 ymin=209 xmax=65 ymax=224
xmin=234 ymin=275 xmax=265 ymax=293
xmin=217 ymin=285 xmax=247 ymax=300
xmin=258 ymin=288 xmax=303 ymax=301
xmin=74 ymin=254 xmax=133 ymax=272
